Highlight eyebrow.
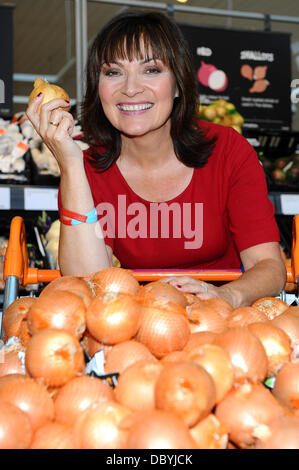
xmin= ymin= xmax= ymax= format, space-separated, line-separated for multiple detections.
xmin=103 ymin=58 xmax=159 ymax=67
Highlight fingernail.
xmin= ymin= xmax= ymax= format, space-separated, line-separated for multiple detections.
xmin=37 ymin=92 xmax=43 ymax=97
xmin=65 ymin=100 xmax=70 ymax=103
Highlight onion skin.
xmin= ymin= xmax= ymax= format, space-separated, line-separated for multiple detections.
xmin=247 ymin=322 xmax=292 ymax=377
xmin=2 ymin=297 xmax=34 ymax=346
xmin=203 ymin=297 xmax=233 ymax=319
xmin=54 ymin=375 xmax=115 ymax=425
xmin=115 ymin=359 xmax=164 ymax=411
xmin=190 ymin=414 xmax=228 ymax=449
xmin=187 ymin=301 xmax=227 ymax=334
xmin=226 ymin=306 xmax=268 ymax=328
xmin=30 ymin=422 xmax=77 ymax=449
xmin=28 ymin=77 xmax=70 ymax=114
xmin=40 ymin=275 xmax=93 ymax=308
xmin=136 ymin=305 xmax=190 ymax=358
xmin=0 ymin=344 xmax=25 ymax=377
xmin=251 ymin=297 xmax=288 ymax=320
xmin=183 ymin=331 xmax=218 ymax=353
xmin=255 ymin=415 xmax=299 ymax=449
xmin=81 ymin=330 xmax=112 ymax=359
xmin=74 ymin=401 xmax=132 ymax=449
xmin=161 ymin=350 xmax=189 ymax=364
xmin=138 ymin=281 xmax=188 ymax=309
xmin=214 ymin=327 xmax=268 ymax=383
xmin=155 ymin=361 xmax=216 ymax=427
xmin=272 ymin=312 xmax=299 ymax=356
xmin=186 ymin=344 xmax=234 ymax=404
xmin=25 ymin=328 xmax=85 ymax=387
xmin=86 ymin=293 xmax=141 ymax=345
xmin=272 ymin=361 xmax=299 ymax=410
xmin=0 ymin=401 xmax=33 ymax=449
xmin=27 ymin=290 xmax=86 ymax=339
xmin=215 ymin=382 xmax=286 ymax=449
xmin=89 ymin=267 xmax=140 ymax=297
xmin=0 ymin=374 xmax=54 ymax=431
xmin=125 ymin=410 xmax=196 ymax=449
xmin=104 ymin=340 xmax=154 ymax=374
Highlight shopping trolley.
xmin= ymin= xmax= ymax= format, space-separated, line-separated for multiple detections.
xmin=2 ymin=215 xmax=299 ymax=340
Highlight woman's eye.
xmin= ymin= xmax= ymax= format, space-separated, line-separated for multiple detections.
xmin=145 ymin=66 xmax=161 ymax=74
xmin=103 ymin=69 xmax=120 ymax=77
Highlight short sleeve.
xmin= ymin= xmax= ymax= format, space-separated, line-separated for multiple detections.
xmin=226 ymin=128 xmax=280 ymax=252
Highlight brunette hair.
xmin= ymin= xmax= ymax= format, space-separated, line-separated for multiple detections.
xmin=81 ymin=10 xmax=216 ymax=171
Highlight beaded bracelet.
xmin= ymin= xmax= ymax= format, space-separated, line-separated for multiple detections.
xmin=60 ymin=207 xmax=98 ymax=226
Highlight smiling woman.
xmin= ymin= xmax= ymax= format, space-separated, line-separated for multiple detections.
xmin=26 ymin=10 xmax=286 ymax=308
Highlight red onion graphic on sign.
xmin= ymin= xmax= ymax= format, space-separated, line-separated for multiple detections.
xmin=197 ymin=61 xmax=228 ymax=92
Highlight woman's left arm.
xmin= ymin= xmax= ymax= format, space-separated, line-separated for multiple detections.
xmin=163 ymin=241 xmax=287 ymax=308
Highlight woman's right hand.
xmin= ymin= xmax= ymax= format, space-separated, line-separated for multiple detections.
xmin=26 ymin=92 xmax=84 ymax=172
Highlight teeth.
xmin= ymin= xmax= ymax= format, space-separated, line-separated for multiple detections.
xmin=118 ymin=104 xmax=153 ymax=111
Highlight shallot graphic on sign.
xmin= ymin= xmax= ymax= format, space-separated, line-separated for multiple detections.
xmin=240 ymin=64 xmax=270 ymax=93
xmin=197 ymin=61 xmax=228 ymax=92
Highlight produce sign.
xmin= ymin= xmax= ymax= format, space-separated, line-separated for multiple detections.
xmin=0 ymin=5 xmax=14 ymax=119
xmin=179 ymin=23 xmax=292 ymax=132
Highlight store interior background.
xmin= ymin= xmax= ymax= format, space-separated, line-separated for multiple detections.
xmin=11 ymin=0 xmax=299 ymax=131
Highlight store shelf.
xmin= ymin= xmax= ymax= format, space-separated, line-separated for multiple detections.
xmin=269 ymin=192 xmax=299 ymax=215
xmin=0 ymin=184 xmax=58 ymax=211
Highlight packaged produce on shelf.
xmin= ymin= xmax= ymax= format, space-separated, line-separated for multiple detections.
xmin=1 ymin=266 xmax=299 ymax=449
xmin=259 ymin=151 xmax=299 ymax=186
xmin=198 ymin=99 xmax=244 ymax=134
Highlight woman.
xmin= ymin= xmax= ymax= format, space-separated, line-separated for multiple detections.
xmin=26 ymin=10 xmax=286 ymax=307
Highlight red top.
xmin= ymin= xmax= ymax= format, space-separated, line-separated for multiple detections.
xmin=59 ymin=120 xmax=280 ymax=270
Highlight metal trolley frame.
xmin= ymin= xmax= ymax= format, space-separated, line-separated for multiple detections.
xmin=2 ymin=215 xmax=299 ymax=339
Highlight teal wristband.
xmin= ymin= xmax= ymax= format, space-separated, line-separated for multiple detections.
xmin=71 ymin=208 xmax=98 ymax=226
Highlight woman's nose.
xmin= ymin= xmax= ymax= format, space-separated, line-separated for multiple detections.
xmin=121 ymin=73 xmax=144 ymax=96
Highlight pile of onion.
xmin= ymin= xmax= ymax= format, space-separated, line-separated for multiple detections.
xmin=272 ymin=361 xmax=299 ymax=411
xmin=88 ymin=267 xmax=140 ymax=297
xmin=39 ymin=275 xmax=93 ymax=308
xmin=104 ymin=340 xmax=154 ymax=374
xmin=251 ymin=297 xmax=289 ymax=320
xmin=2 ymin=297 xmax=35 ymax=346
xmin=226 ymin=306 xmax=268 ymax=328
xmin=137 ymin=281 xmax=188 ymax=309
xmin=187 ymin=301 xmax=227 ymax=334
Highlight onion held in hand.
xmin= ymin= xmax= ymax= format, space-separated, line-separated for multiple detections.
xmin=155 ymin=361 xmax=216 ymax=427
xmin=28 ymin=77 xmax=70 ymax=114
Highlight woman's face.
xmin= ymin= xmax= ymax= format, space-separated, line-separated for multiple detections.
xmin=98 ymin=50 xmax=178 ymax=138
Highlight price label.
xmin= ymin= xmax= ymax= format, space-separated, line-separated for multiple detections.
xmin=0 ymin=187 xmax=10 ymax=209
xmin=280 ymin=194 xmax=299 ymax=215
xmin=24 ymin=187 xmax=58 ymax=211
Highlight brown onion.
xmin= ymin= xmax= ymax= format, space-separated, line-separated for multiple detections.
xmin=161 ymin=350 xmax=189 ymax=364
xmin=203 ymin=297 xmax=233 ymax=319
xmin=252 ymin=297 xmax=288 ymax=320
xmin=40 ymin=275 xmax=93 ymax=308
xmin=0 ymin=342 xmax=25 ymax=377
xmin=190 ymin=414 xmax=228 ymax=449
xmin=187 ymin=301 xmax=227 ymax=334
xmin=215 ymin=382 xmax=286 ymax=448
xmin=0 ymin=374 xmax=54 ymax=431
xmin=86 ymin=293 xmax=140 ymax=345
xmin=54 ymin=375 xmax=115 ymax=425
xmin=272 ymin=361 xmax=299 ymax=410
xmin=115 ymin=359 xmax=164 ymax=411
xmin=255 ymin=415 xmax=299 ymax=449
xmin=214 ymin=327 xmax=268 ymax=382
xmin=2 ymin=297 xmax=34 ymax=346
xmin=155 ymin=361 xmax=216 ymax=427
xmin=89 ymin=267 xmax=140 ymax=296
xmin=0 ymin=401 xmax=32 ymax=449
xmin=247 ymin=322 xmax=292 ymax=376
xmin=186 ymin=344 xmax=234 ymax=403
xmin=27 ymin=290 xmax=86 ymax=339
xmin=74 ymin=401 xmax=132 ymax=449
xmin=81 ymin=330 xmax=112 ymax=359
xmin=138 ymin=281 xmax=188 ymax=309
xmin=136 ymin=305 xmax=190 ymax=358
xmin=30 ymin=422 xmax=77 ymax=449
xmin=272 ymin=312 xmax=299 ymax=358
xmin=25 ymin=328 xmax=85 ymax=387
xmin=226 ymin=306 xmax=268 ymax=328
xmin=183 ymin=331 xmax=218 ymax=353
xmin=125 ymin=410 xmax=196 ymax=449
xmin=104 ymin=340 xmax=154 ymax=374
